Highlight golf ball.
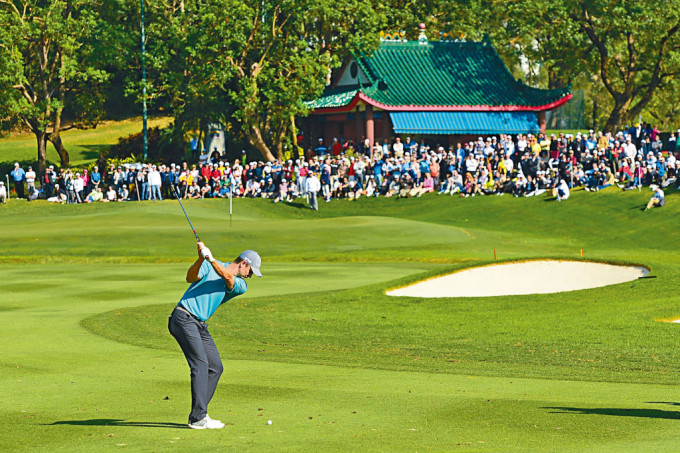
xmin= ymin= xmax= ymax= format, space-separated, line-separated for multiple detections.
xmin=267 ymin=420 xmax=272 ymax=425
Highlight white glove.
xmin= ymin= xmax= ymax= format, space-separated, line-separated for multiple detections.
xmin=200 ymin=247 xmax=214 ymax=262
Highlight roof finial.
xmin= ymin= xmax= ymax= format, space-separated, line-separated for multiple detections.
xmin=418 ymin=23 xmax=428 ymax=45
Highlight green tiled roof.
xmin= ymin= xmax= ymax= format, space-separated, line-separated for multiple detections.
xmin=307 ymin=86 xmax=359 ymax=109
xmin=308 ymin=38 xmax=570 ymax=111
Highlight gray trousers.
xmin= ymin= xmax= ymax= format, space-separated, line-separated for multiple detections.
xmin=168 ymin=307 xmax=223 ymax=423
xmin=309 ymin=191 xmax=318 ymax=210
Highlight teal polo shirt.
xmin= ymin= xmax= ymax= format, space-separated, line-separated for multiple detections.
xmin=178 ymin=260 xmax=247 ymax=321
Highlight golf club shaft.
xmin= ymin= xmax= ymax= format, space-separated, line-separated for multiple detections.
xmin=172 ymin=185 xmax=200 ymax=242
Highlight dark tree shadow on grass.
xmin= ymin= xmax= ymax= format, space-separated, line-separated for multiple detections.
xmin=282 ymin=201 xmax=310 ymax=209
xmin=545 ymin=407 xmax=680 ymax=420
xmin=78 ymin=144 xmax=110 ymax=161
xmin=47 ymin=419 xmax=187 ymax=429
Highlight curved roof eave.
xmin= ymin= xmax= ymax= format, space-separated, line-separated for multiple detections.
xmin=311 ymin=92 xmax=573 ymax=114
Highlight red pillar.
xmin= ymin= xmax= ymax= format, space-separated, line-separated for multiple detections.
xmin=366 ymin=104 xmax=374 ymax=146
xmin=355 ymin=106 xmax=363 ymax=144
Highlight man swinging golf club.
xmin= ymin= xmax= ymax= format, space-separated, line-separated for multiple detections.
xmin=168 ymin=242 xmax=262 ymax=429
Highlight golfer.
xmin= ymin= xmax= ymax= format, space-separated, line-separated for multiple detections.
xmin=169 ymin=242 xmax=262 ymax=429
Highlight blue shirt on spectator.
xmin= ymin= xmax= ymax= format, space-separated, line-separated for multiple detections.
xmin=11 ymin=167 xmax=25 ymax=182
xmin=373 ymin=159 xmax=384 ymax=176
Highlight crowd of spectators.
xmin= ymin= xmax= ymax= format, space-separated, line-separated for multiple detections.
xmin=3 ymin=123 xmax=678 ymax=208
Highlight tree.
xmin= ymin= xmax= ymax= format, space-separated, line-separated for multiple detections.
xmin=0 ymin=0 xmax=110 ymax=173
xmin=144 ymin=0 xmax=385 ymax=161
xmin=568 ymin=0 xmax=680 ymax=131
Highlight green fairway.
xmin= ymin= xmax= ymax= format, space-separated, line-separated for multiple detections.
xmin=1 ymin=189 xmax=679 ymax=451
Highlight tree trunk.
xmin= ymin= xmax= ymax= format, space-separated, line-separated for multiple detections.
xmin=49 ymin=133 xmax=70 ymax=168
xmin=246 ymin=125 xmax=276 ymax=161
xmin=36 ymin=131 xmax=48 ymax=175
xmin=603 ymin=103 xmax=627 ymax=133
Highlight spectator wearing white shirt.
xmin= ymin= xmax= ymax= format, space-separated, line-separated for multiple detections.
xmin=148 ymin=165 xmax=162 ymax=200
xmin=73 ymin=173 xmax=84 ymax=202
xmin=0 ymin=181 xmax=6 ymax=203
xmin=392 ymin=137 xmax=404 ymax=159
xmin=623 ymin=136 xmax=637 ymax=160
xmin=25 ymin=166 xmax=36 ymax=194
xmin=305 ymin=172 xmax=321 ymax=210
xmin=517 ymin=135 xmax=528 ymax=154
xmin=556 ymin=179 xmax=570 ymax=202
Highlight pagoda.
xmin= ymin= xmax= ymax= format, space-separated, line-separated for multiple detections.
xmin=304 ymin=25 xmax=571 ymax=148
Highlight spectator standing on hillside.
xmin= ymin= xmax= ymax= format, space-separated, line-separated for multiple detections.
xmin=623 ymin=136 xmax=637 ymax=161
xmin=73 ymin=173 xmax=84 ymax=202
xmin=392 ymin=137 xmax=404 ymax=159
xmin=190 ymin=136 xmax=199 ymax=161
xmin=25 ymin=166 xmax=36 ymax=195
xmin=90 ymin=167 xmax=101 ymax=191
xmin=42 ymin=166 xmax=55 ymax=198
xmin=10 ymin=162 xmax=25 ymax=199
xmin=149 ymin=165 xmax=163 ymax=201
xmin=81 ymin=169 xmax=90 ymax=196
xmin=314 ymin=138 xmax=327 ymax=156
xmin=305 ymin=172 xmax=320 ymax=210
xmin=0 ymin=181 xmax=6 ymax=203
xmin=139 ymin=167 xmax=149 ymax=200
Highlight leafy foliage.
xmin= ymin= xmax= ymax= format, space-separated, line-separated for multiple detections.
xmin=139 ymin=0 xmax=386 ymax=161
xmin=104 ymin=126 xmax=184 ymax=164
xmin=0 ymin=0 xmax=113 ymax=172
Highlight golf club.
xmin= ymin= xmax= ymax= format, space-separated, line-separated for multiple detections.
xmin=171 ymin=184 xmax=200 ymax=242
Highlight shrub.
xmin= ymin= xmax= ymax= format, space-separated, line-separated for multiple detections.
xmin=102 ymin=126 xmax=185 ymax=166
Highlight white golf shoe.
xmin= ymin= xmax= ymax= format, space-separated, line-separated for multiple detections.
xmin=188 ymin=416 xmax=225 ymax=429
xmin=207 ymin=415 xmax=225 ymax=427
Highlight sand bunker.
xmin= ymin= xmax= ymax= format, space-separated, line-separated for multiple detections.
xmin=387 ymin=260 xmax=648 ymax=298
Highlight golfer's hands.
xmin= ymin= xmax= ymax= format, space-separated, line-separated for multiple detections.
xmin=197 ymin=242 xmax=214 ymax=262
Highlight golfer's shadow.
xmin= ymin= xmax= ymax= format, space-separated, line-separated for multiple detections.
xmin=48 ymin=419 xmax=187 ymax=429
xmin=545 ymin=404 xmax=680 ymax=420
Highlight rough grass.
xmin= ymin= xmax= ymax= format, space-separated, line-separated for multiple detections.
xmin=0 ymin=116 xmax=172 ymax=167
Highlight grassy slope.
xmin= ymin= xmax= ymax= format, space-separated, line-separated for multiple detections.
xmin=1 ymin=190 xmax=679 ymax=451
xmin=0 ymin=116 xmax=172 ymax=167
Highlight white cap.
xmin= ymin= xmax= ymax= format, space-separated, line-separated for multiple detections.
xmin=239 ymin=250 xmax=262 ymax=277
